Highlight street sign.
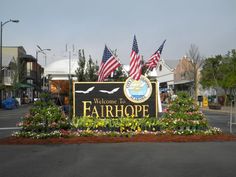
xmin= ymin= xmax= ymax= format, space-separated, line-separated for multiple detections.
xmin=73 ymin=76 xmax=159 ymax=118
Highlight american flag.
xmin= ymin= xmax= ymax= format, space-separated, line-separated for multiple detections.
xmin=98 ymin=45 xmax=121 ymax=82
xmin=145 ymin=40 xmax=166 ymax=70
xmin=129 ymin=35 xmax=141 ymax=80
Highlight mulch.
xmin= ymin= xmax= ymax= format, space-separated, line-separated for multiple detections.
xmin=1 ymin=134 xmax=236 ymax=145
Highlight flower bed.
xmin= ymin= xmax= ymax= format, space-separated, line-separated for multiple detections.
xmin=13 ymin=126 xmax=222 ymax=139
xmin=12 ymin=92 xmax=223 ymax=140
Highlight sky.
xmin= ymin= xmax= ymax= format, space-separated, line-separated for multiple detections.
xmin=1 ymin=0 xmax=236 ymax=66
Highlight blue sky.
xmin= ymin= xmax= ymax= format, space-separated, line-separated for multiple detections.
xmin=1 ymin=0 xmax=236 ymax=66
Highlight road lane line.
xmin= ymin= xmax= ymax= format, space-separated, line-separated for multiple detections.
xmin=0 ymin=127 xmax=22 ymax=130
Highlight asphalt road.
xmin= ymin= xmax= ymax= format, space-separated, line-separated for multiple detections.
xmin=0 ymin=104 xmax=31 ymax=138
xmin=1 ymin=106 xmax=236 ymax=177
xmin=1 ymin=142 xmax=236 ymax=177
xmin=202 ymin=110 xmax=233 ymax=134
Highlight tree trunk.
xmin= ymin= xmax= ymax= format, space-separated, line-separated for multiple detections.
xmin=224 ymin=94 xmax=227 ymax=106
xmin=194 ymin=70 xmax=198 ymax=103
xmin=223 ymin=89 xmax=227 ymax=106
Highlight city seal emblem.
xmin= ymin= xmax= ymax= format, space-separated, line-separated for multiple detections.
xmin=124 ymin=75 xmax=152 ymax=103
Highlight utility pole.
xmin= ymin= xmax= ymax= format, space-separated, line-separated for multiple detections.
xmin=36 ymin=45 xmax=51 ymax=91
xmin=68 ymin=51 xmax=72 ymax=119
xmin=0 ymin=19 xmax=19 ymax=107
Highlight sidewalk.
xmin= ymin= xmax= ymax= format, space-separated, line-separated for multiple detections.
xmin=162 ymin=103 xmax=236 ymax=114
xmin=201 ymin=106 xmax=236 ymax=114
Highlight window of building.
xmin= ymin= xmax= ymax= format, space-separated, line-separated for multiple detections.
xmin=159 ymin=64 xmax=162 ymax=71
xmin=4 ymin=69 xmax=8 ymax=77
xmin=3 ymin=69 xmax=12 ymax=77
xmin=27 ymin=62 xmax=32 ymax=76
xmin=27 ymin=79 xmax=33 ymax=84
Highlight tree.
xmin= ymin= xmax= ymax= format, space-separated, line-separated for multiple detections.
xmin=85 ymin=55 xmax=98 ymax=81
xmin=219 ymin=50 xmax=236 ymax=105
xmin=75 ymin=50 xmax=99 ymax=82
xmin=224 ymin=49 xmax=236 ymax=98
xmin=200 ymin=49 xmax=236 ymax=105
xmin=186 ymin=44 xmax=204 ymax=102
xmin=108 ymin=66 xmax=128 ymax=81
xmin=75 ymin=49 xmax=86 ymax=81
xmin=200 ymin=55 xmax=222 ymax=89
xmin=141 ymin=55 xmax=148 ymax=76
xmin=9 ymin=57 xmax=25 ymax=97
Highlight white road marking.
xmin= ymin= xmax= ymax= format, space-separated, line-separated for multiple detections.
xmin=0 ymin=127 xmax=22 ymax=130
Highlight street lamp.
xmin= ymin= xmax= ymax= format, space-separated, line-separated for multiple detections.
xmin=36 ymin=45 xmax=51 ymax=90
xmin=0 ymin=19 xmax=19 ymax=107
xmin=36 ymin=45 xmax=51 ymax=63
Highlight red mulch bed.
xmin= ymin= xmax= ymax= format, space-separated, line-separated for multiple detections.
xmin=1 ymin=134 xmax=236 ymax=144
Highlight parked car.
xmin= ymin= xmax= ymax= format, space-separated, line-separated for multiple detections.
xmin=2 ymin=97 xmax=19 ymax=109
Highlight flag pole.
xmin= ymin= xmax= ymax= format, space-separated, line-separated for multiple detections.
xmin=144 ymin=65 xmax=151 ymax=76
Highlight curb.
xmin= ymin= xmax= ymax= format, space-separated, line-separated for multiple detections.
xmin=201 ymin=107 xmax=236 ymax=114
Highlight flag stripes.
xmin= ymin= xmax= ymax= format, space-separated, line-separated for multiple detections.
xmin=98 ymin=45 xmax=121 ymax=82
xmin=129 ymin=35 xmax=141 ymax=80
xmin=145 ymin=40 xmax=166 ymax=70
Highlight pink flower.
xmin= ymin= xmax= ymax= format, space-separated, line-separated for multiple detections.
xmin=24 ymin=113 xmax=31 ymax=119
xmin=163 ymin=108 xmax=168 ymax=113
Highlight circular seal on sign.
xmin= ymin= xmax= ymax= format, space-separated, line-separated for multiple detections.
xmin=124 ymin=75 xmax=152 ymax=103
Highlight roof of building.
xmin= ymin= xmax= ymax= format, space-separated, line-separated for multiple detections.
xmin=164 ymin=59 xmax=179 ymax=69
xmin=2 ymin=57 xmax=12 ymax=67
xmin=45 ymin=58 xmax=79 ymax=75
xmin=122 ymin=58 xmax=179 ymax=74
xmin=20 ymin=55 xmax=37 ymax=62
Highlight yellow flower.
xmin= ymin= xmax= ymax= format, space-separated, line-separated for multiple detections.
xmin=137 ymin=127 xmax=141 ymax=132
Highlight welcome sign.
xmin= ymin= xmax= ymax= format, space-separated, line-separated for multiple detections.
xmin=73 ymin=76 xmax=158 ymax=118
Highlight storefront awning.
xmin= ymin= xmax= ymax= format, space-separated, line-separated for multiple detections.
xmin=174 ymin=80 xmax=193 ymax=85
xmin=16 ymin=83 xmax=34 ymax=88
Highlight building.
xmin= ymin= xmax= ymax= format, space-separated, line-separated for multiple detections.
xmin=174 ymin=56 xmax=195 ymax=94
xmin=1 ymin=46 xmax=43 ymax=103
xmin=148 ymin=59 xmax=178 ymax=93
xmin=123 ymin=59 xmax=178 ymax=93
xmin=45 ymin=58 xmax=78 ymax=105
xmin=21 ymin=54 xmax=44 ymax=102
xmin=173 ymin=56 xmax=212 ymax=100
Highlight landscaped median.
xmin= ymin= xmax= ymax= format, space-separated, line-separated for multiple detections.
xmin=13 ymin=117 xmax=222 ymax=139
xmin=6 ymin=92 xmax=224 ymax=143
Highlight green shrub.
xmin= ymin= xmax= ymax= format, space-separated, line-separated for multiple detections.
xmin=161 ymin=92 xmax=209 ymax=131
xmin=18 ymin=93 xmax=70 ymax=133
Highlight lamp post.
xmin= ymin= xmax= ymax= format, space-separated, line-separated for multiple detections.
xmin=0 ymin=19 xmax=19 ymax=107
xmin=36 ymin=45 xmax=51 ymax=90
xmin=36 ymin=45 xmax=51 ymax=63
xmin=36 ymin=45 xmax=51 ymax=71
